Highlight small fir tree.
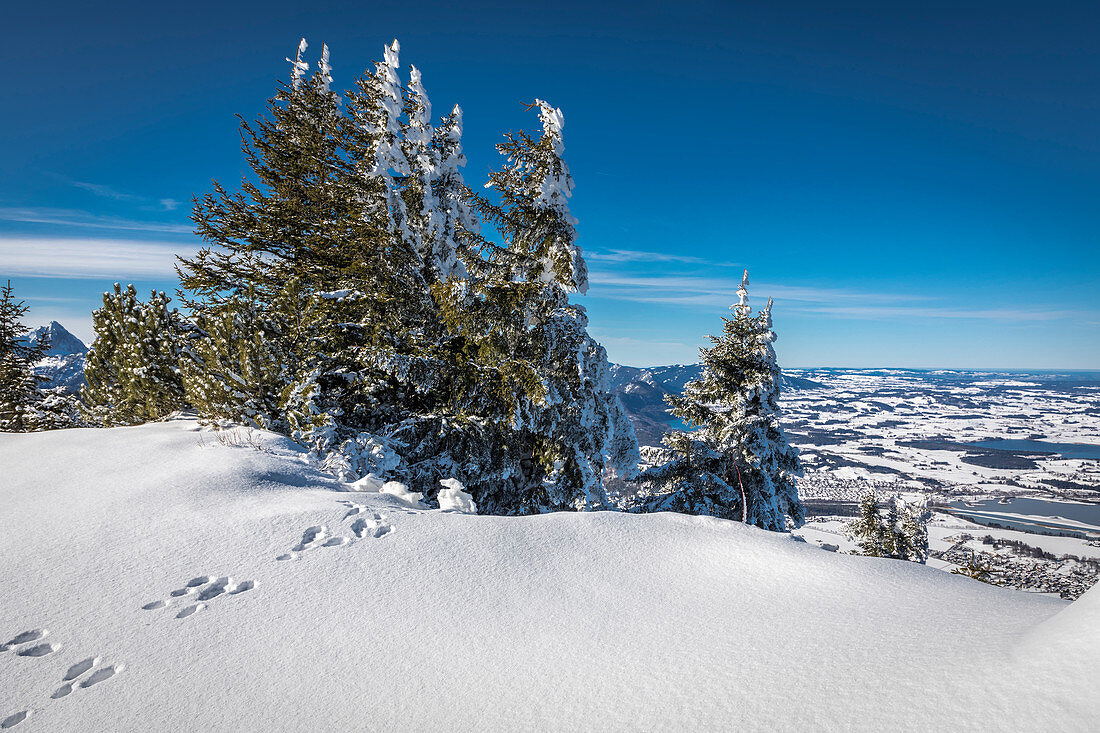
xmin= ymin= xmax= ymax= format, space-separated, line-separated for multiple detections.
xmin=629 ymin=271 xmax=804 ymax=530
xmin=81 ymin=284 xmax=186 ymax=425
xmin=0 ymin=280 xmax=51 ymax=431
xmin=849 ymin=490 xmax=889 ymax=557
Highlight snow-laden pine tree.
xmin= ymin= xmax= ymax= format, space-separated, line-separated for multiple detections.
xmin=401 ymin=66 xmax=470 ymax=282
xmin=286 ymin=39 xmax=446 ymax=462
xmin=0 ymin=280 xmax=51 ymax=431
xmin=629 ymin=271 xmax=804 ymax=530
xmin=316 ymin=42 xmax=529 ymax=501
xmin=179 ymin=39 xmax=459 ymax=491
xmin=451 ymin=100 xmax=639 ymax=513
xmin=430 ymin=104 xmax=475 ymax=280
xmin=81 ymin=284 xmax=186 ymax=426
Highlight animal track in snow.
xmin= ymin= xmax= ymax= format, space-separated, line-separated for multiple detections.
xmin=292 ymin=525 xmax=328 ymax=552
xmin=1 ymin=629 xmax=47 ymax=652
xmin=282 ymin=524 xmax=349 ymax=557
xmin=1 ymin=711 xmax=29 ymax=729
xmin=52 ymin=657 xmax=123 ymax=699
xmin=342 ymin=503 xmax=366 ymax=519
xmin=16 ymin=643 xmax=58 ymax=658
xmin=64 ymin=657 xmax=100 ymax=681
xmin=81 ymin=664 xmax=123 ymax=688
xmin=1 ymin=630 xmax=55 ymax=660
xmin=1 ymin=646 xmax=123 ymax=727
xmin=142 ymin=575 xmax=255 ymax=617
xmin=176 ymin=603 xmax=205 ymax=619
xmin=351 ymin=513 xmax=394 ymax=539
xmin=281 ymin=505 xmax=395 ymax=560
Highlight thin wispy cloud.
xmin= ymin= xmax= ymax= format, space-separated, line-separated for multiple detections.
xmin=0 ymin=236 xmax=198 ymax=279
xmin=0 ymin=207 xmax=192 ymax=235
xmin=586 ymin=270 xmax=1086 ymax=323
xmin=585 ymin=249 xmax=728 ymax=266
xmin=787 ymin=305 xmax=1088 ymax=322
xmin=588 ymin=272 xmax=926 ymax=304
xmin=70 ymin=180 xmax=143 ymax=202
xmin=21 ymin=295 xmax=86 ymax=304
xmin=589 ymin=334 xmax=700 ymax=367
xmin=46 ymin=174 xmax=183 ymax=212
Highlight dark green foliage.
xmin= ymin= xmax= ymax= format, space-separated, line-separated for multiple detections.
xmin=180 ymin=281 xmax=296 ymax=429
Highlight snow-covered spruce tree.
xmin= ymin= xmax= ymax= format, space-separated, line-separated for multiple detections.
xmin=628 ymin=271 xmax=803 ymax=530
xmin=81 ymin=284 xmax=186 ymax=426
xmin=430 ymin=104 xmax=475 ymax=280
xmin=900 ymin=500 xmax=931 ymax=563
xmin=448 ymin=100 xmax=639 ymax=514
xmin=846 ymin=490 xmax=930 ymax=563
xmin=0 ymin=280 xmax=51 ymax=431
xmin=401 ymin=65 xmax=471 ymax=282
xmin=179 ymin=41 xmax=636 ymax=515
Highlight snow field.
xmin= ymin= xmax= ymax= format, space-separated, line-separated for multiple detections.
xmin=1 ymin=418 xmax=1096 ymax=731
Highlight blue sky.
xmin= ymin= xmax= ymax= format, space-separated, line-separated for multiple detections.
xmin=2 ymin=0 xmax=1098 ymax=368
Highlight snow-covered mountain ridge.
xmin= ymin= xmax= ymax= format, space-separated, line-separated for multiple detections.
xmin=1 ymin=418 xmax=1095 ymax=731
xmin=609 ymin=362 xmax=822 ymax=445
xmin=17 ymin=322 xmax=87 ymax=394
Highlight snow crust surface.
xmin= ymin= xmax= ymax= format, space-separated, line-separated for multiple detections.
xmin=0 ymin=419 xmax=1095 ymax=731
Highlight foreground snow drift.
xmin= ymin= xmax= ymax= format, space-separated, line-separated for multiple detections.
xmin=1 ymin=419 xmax=1096 ymax=731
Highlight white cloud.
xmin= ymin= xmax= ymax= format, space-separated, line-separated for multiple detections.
xmin=0 ymin=207 xmax=192 ymax=235
xmin=0 ymin=236 xmax=198 ymax=279
xmin=52 ymin=176 xmax=183 ymax=214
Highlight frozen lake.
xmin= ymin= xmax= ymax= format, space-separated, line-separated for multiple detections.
xmin=946 ymin=497 xmax=1100 ymax=539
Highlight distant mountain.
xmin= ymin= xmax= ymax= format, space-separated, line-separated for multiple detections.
xmin=609 ymin=362 xmax=821 ymax=447
xmin=19 ymin=321 xmax=88 ymax=394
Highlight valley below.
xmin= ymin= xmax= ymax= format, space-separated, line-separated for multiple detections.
xmin=612 ymin=365 xmax=1100 ymax=599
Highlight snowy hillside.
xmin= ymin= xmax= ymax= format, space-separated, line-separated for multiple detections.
xmin=17 ymin=322 xmax=87 ymax=394
xmin=1 ymin=419 xmax=1096 ymax=731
